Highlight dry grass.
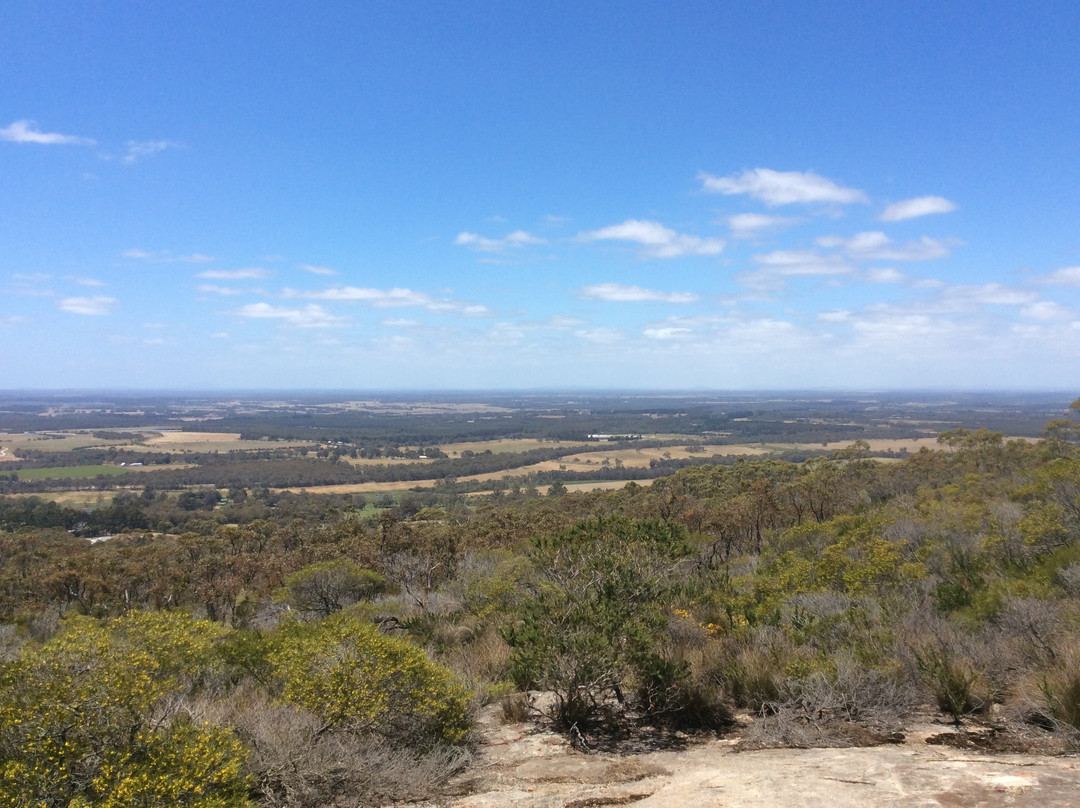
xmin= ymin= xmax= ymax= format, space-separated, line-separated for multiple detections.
xmin=441 ymin=438 xmax=584 ymax=455
xmin=0 ymin=430 xmax=134 ymax=454
xmin=139 ymin=432 xmax=313 ymax=453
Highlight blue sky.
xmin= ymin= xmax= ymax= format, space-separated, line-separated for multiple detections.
xmin=3 ymin=1 xmax=1079 ymax=390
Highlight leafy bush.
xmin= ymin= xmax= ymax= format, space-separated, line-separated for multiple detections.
xmin=283 ymin=559 xmax=385 ymax=616
xmin=504 ymin=516 xmax=693 ymax=729
xmin=913 ymin=643 xmax=990 ymax=723
xmin=269 ymin=611 xmax=471 ymax=746
xmin=0 ymin=611 xmax=249 ymax=808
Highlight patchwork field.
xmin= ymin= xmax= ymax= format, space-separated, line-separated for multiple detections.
xmin=0 ymin=431 xmax=134 ymax=456
xmin=440 ymin=438 xmax=584 ymax=455
xmin=138 ymin=432 xmax=315 ymax=453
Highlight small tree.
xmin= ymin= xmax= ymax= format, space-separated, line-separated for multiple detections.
xmin=505 ymin=516 xmax=693 ymax=729
xmin=284 ymin=558 xmax=385 ymax=616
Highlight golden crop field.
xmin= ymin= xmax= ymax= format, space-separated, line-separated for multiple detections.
xmin=138 ymin=432 xmax=314 ymax=453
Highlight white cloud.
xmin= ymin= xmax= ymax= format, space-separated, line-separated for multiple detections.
xmin=1034 ymin=266 xmax=1080 ymax=287
xmin=0 ymin=119 xmax=95 ymax=145
xmin=58 ymin=296 xmax=115 ymax=315
xmin=939 ymin=283 xmax=1037 ymax=308
xmin=123 ymin=248 xmax=214 ymax=263
xmin=643 ymin=327 xmax=692 ymax=340
xmin=230 ymin=303 xmax=347 ymax=328
xmin=699 ymin=168 xmax=868 ymax=206
xmin=864 ymin=268 xmax=906 ymax=283
xmin=284 ymin=286 xmax=491 ymax=316
xmin=1020 ymin=301 xmax=1073 ymax=321
xmin=578 ymin=283 xmax=699 ymax=303
xmin=579 ymin=220 xmax=724 ymax=259
xmin=816 ymin=231 xmax=956 ymax=261
xmin=751 ymin=249 xmax=853 ymax=276
xmin=547 ymin=315 xmax=588 ymax=329
xmin=726 ymin=213 xmax=798 ymax=239
xmin=381 ymin=317 xmax=420 ymax=327
xmin=300 ymin=264 xmax=337 ymax=276
xmin=455 ymin=230 xmax=546 ymax=253
xmin=123 ymin=139 xmax=181 ymax=163
xmin=574 ymin=327 xmax=625 ymax=344
xmin=819 ymin=309 xmax=852 ymax=323
xmin=66 ymin=276 xmax=105 ymax=287
xmin=197 ymin=268 xmax=269 ymax=279
xmin=0 ymin=315 xmax=30 ymax=326
xmin=198 ymin=284 xmax=242 ymax=296
xmin=879 ymin=196 xmax=957 ymax=222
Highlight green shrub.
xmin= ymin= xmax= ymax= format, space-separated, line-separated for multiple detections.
xmin=914 ymin=644 xmax=989 ymax=724
xmin=269 ymin=612 xmax=471 ymax=746
xmin=284 ymin=558 xmax=385 ymax=616
xmin=0 ymin=611 xmax=249 ymax=808
xmin=504 ymin=516 xmax=693 ymax=729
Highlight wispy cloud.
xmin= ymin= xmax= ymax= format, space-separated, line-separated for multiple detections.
xmin=58 ymin=296 xmax=115 ymax=315
xmin=864 ymin=268 xmax=906 ymax=283
xmin=643 ymin=326 xmax=692 ymax=340
xmin=1033 ymin=266 xmax=1080 ymax=287
xmin=726 ymin=213 xmax=799 ymax=239
xmin=1020 ymin=301 xmax=1073 ymax=321
xmin=455 ymin=230 xmax=545 ymax=253
xmin=65 ymin=276 xmax=105 ymax=287
xmin=574 ymin=327 xmax=625 ymax=344
xmin=699 ymin=168 xmax=868 ymax=206
xmin=299 ymin=264 xmax=337 ymax=276
xmin=381 ymin=317 xmax=420 ymax=327
xmin=816 ymin=231 xmax=957 ymax=261
xmin=284 ymin=286 xmax=490 ymax=316
xmin=738 ymin=250 xmax=853 ymax=292
xmin=578 ymin=219 xmax=724 ymax=259
xmin=123 ymin=248 xmax=214 ymax=263
xmin=578 ymin=283 xmax=699 ymax=303
xmin=879 ymin=195 xmax=957 ymax=221
xmin=230 ymin=303 xmax=348 ymax=328
xmin=123 ymin=139 xmax=182 ymax=163
xmin=750 ymin=249 xmax=853 ymax=277
xmin=197 ymin=268 xmax=269 ymax=280
xmin=1 ymin=119 xmax=95 ymax=146
xmin=198 ymin=284 xmax=243 ymax=296
xmin=937 ymin=283 xmax=1038 ymax=310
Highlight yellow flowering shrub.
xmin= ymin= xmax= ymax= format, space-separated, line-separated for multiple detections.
xmin=0 ymin=611 xmax=250 ymax=808
xmin=270 ymin=612 xmax=470 ymax=746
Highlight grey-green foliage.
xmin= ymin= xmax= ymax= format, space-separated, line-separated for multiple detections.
xmin=285 ymin=558 xmax=385 ymax=616
xmin=504 ymin=515 xmax=693 ymax=729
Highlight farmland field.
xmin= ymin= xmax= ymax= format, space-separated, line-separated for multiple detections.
xmin=138 ymin=431 xmax=315 ymax=453
xmin=15 ymin=464 xmax=136 ymax=480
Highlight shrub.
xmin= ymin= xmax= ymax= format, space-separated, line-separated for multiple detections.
xmin=223 ymin=691 xmax=470 ymax=807
xmin=269 ymin=611 xmax=471 ymax=746
xmin=913 ymin=643 xmax=989 ymax=724
xmin=0 ymin=611 xmax=249 ymax=808
xmin=284 ymin=559 xmax=385 ymax=616
xmin=504 ymin=516 xmax=693 ymax=730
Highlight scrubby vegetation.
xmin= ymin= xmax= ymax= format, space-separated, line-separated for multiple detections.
xmin=1 ymin=397 xmax=1079 ymax=805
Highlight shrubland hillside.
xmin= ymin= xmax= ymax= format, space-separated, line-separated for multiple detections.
xmin=1 ymin=403 xmax=1079 ymax=806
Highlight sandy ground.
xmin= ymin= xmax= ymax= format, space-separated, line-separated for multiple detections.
xmin=435 ymin=708 xmax=1080 ymax=808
